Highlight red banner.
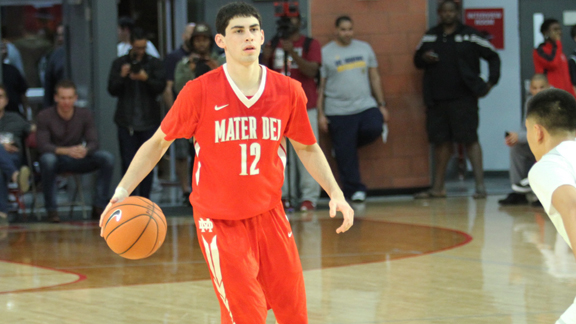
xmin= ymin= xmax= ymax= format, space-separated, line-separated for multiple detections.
xmin=464 ymin=8 xmax=504 ymax=50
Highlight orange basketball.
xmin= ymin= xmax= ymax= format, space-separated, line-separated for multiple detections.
xmin=102 ymin=196 xmax=167 ymax=260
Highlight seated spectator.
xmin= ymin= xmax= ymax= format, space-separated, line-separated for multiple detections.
xmin=0 ymin=144 xmax=29 ymax=221
xmin=0 ymin=84 xmax=34 ymax=167
xmin=37 ymin=80 xmax=114 ymax=223
xmin=1 ymin=44 xmax=28 ymax=116
xmin=499 ymin=74 xmax=550 ymax=205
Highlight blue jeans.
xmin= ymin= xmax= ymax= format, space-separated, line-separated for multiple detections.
xmin=40 ymin=150 xmax=115 ymax=211
xmin=327 ymin=107 xmax=383 ymax=198
xmin=0 ymin=145 xmax=17 ymax=213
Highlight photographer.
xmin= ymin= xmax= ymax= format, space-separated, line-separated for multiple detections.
xmin=262 ymin=10 xmax=322 ymax=212
xmin=172 ymin=23 xmax=223 ymax=205
xmin=107 ymin=27 xmax=166 ymax=199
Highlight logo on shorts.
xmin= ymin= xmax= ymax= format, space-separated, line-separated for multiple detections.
xmin=111 ymin=209 xmax=122 ymax=222
xmin=199 ymin=218 xmax=214 ymax=233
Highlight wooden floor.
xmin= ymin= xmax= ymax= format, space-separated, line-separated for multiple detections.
xmin=0 ymin=195 xmax=574 ymax=323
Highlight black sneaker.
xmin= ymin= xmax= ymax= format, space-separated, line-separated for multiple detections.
xmin=530 ymin=200 xmax=543 ymax=208
xmin=498 ymin=192 xmax=528 ymax=205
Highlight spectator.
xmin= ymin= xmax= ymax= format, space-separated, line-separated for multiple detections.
xmin=108 ymin=28 xmax=166 ymax=199
xmin=117 ymin=16 xmax=160 ymax=58
xmin=4 ymin=41 xmax=25 ymax=76
xmin=318 ymin=15 xmax=389 ymax=203
xmin=0 ymin=84 xmax=34 ymax=167
xmin=413 ymin=0 xmax=500 ymax=199
xmin=172 ymin=23 xmax=222 ymax=205
xmin=163 ymin=22 xmax=196 ymax=109
xmin=0 ymin=145 xmax=30 ymax=221
xmin=499 ymin=74 xmax=549 ymax=205
xmin=37 ymin=80 xmax=114 ymax=223
xmin=1 ymin=44 xmax=28 ymax=116
xmin=262 ymin=13 xmax=322 ymax=211
xmin=569 ymin=25 xmax=576 ymax=95
xmin=43 ymin=25 xmax=65 ymax=108
xmin=533 ymin=19 xmax=576 ymax=97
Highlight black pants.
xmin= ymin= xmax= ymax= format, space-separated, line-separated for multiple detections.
xmin=327 ymin=107 xmax=383 ymax=198
xmin=117 ymin=126 xmax=156 ymax=198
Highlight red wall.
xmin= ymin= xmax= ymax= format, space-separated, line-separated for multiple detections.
xmin=311 ymin=0 xmax=431 ymax=190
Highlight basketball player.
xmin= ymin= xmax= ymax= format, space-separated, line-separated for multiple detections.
xmin=99 ymin=2 xmax=354 ymax=323
xmin=526 ymin=88 xmax=576 ymax=323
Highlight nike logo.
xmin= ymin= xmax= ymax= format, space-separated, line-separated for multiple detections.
xmin=214 ymin=104 xmax=229 ymax=111
xmin=288 ymin=232 xmax=293 ymax=238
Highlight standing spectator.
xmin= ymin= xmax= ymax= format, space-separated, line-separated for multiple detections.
xmin=569 ymin=25 xmax=576 ymax=95
xmin=533 ymin=19 xmax=576 ymax=97
xmin=4 ymin=41 xmax=25 ymax=76
xmin=318 ymin=15 xmax=389 ymax=203
xmin=108 ymin=28 xmax=166 ymax=199
xmin=1 ymin=44 xmax=28 ymax=116
xmin=172 ymin=23 xmax=222 ymax=205
xmin=117 ymin=17 xmax=160 ymax=58
xmin=262 ymin=13 xmax=322 ymax=211
xmin=0 ymin=84 xmax=34 ymax=167
xmin=43 ymin=24 xmax=65 ymax=109
xmin=413 ymin=0 xmax=500 ymax=199
xmin=37 ymin=80 xmax=114 ymax=223
xmin=499 ymin=74 xmax=549 ymax=205
xmin=163 ymin=22 xmax=196 ymax=109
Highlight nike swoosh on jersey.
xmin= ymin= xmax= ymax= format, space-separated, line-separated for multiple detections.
xmin=214 ymin=104 xmax=229 ymax=111
xmin=288 ymin=232 xmax=293 ymax=237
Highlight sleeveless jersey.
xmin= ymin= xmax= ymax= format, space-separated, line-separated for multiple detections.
xmin=161 ymin=64 xmax=316 ymax=219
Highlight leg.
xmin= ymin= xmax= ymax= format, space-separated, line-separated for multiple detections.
xmin=195 ymin=216 xmax=267 ymax=324
xmin=431 ymin=142 xmax=452 ymax=193
xmin=465 ymin=141 xmax=485 ymax=196
xmin=509 ymin=143 xmax=535 ymax=185
xmin=297 ymin=108 xmax=321 ymax=207
xmin=39 ymin=153 xmax=59 ymax=212
xmin=91 ymin=150 xmax=115 ymax=209
xmin=357 ymin=107 xmax=384 ymax=147
xmin=0 ymin=170 xmax=9 ymax=215
xmin=281 ymin=141 xmax=298 ymax=206
xmin=328 ymin=114 xmax=364 ymax=198
xmin=174 ymin=138 xmax=191 ymax=194
xmin=257 ymin=203 xmax=307 ymax=323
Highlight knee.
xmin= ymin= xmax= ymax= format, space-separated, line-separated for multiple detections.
xmin=39 ymin=153 xmax=57 ymax=170
xmin=94 ymin=150 xmax=115 ymax=168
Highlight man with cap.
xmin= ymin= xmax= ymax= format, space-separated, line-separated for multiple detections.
xmin=172 ymin=22 xmax=224 ymax=205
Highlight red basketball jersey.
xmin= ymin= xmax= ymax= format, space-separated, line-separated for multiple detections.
xmin=161 ymin=64 xmax=316 ymax=219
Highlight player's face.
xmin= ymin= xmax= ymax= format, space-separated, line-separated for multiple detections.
xmin=529 ymin=79 xmax=550 ymax=96
xmin=215 ymin=16 xmax=264 ymax=65
xmin=193 ymin=35 xmax=211 ymax=55
xmin=54 ymin=87 xmax=78 ymax=113
xmin=336 ymin=21 xmax=353 ymax=45
xmin=525 ymin=117 xmax=544 ymax=161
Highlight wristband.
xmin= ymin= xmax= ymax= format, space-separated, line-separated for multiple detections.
xmin=114 ymin=187 xmax=129 ymax=198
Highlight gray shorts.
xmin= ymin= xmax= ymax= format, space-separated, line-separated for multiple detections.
xmin=174 ymin=138 xmax=192 ymax=159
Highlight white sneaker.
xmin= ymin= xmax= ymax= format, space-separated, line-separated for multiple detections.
xmin=351 ymin=191 xmax=366 ymax=202
xmin=512 ymin=178 xmax=531 ymax=193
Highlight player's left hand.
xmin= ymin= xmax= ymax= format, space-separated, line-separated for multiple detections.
xmin=100 ymin=187 xmax=129 ymax=237
xmin=329 ymin=196 xmax=354 ymax=234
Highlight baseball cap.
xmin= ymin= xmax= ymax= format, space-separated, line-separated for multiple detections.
xmin=191 ymin=23 xmax=212 ymax=38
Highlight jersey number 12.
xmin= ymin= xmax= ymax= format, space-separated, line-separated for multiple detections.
xmin=240 ymin=143 xmax=261 ymax=175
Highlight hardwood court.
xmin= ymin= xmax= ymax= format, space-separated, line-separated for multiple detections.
xmin=0 ymin=196 xmax=574 ymax=323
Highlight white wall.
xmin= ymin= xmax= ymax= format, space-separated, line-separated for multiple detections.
xmin=463 ymin=0 xmax=522 ymax=171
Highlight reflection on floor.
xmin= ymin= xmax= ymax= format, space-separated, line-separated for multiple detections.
xmin=0 ymin=176 xmax=574 ymax=323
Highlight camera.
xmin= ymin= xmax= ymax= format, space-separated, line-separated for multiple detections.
xmin=129 ymin=52 xmax=142 ymax=73
xmin=274 ymin=1 xmax=300 ymax=39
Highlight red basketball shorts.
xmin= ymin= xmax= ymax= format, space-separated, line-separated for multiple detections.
xmin=194 ymin=201 xmax=308 ymax=324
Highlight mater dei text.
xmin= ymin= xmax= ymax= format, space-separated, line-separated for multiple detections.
xmin=215 ymin=117 xmax=282 ymax=143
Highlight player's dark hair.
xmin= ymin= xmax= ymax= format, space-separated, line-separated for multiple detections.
xmin=335 ymin=15 xmax=352 ymax=28
xmin=571 ymin=24 xmax=576 ymax=39
xmin=526 ymin=88 xmax=576 ymax=134
xmin=215 ymin=1 xmax=262 ymax=36
xmin=540 ymin=18 xmax=559 ymax=35
xmin=438 ymin=0 xmax=459 ymax=11
xmin=130 ymin=27 xmax=148 ymax=43
xmin=118 ymin=16 xmax=135 ymax=31
xmin=54 ymin=79 xmax=77 ymax=94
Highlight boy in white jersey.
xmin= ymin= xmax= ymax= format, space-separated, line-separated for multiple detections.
xmin=526 ymin=88 xmax=576 ymax=323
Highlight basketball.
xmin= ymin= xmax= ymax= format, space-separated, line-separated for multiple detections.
xmin=102 ymin=196 xmax=167 ymax=260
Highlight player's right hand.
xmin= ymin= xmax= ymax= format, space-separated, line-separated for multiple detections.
xmin=100 ymin=187 xmax=129 ymax=237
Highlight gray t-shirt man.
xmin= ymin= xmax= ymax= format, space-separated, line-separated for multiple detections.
xmin=320 ymin=39 xmax=378 ymax=116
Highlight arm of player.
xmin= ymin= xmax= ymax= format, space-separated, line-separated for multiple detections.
xmin=99 ymin=127 xmax=173 ymax=236
xmin=289 ymin=140 xmax=354 ymax=234
xmin=551 ymin=185 xmax=576 ymax=260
